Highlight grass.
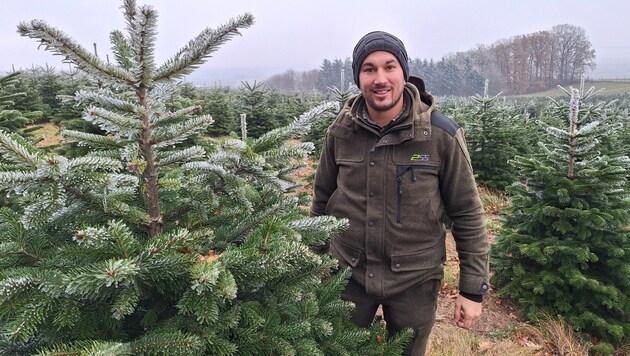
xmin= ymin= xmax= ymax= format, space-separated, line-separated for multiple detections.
xmin=27 ymin=122 xmax=62 ymax=147
xmin=478 ymin=186 xmax=509 ymax=215
xmin=516 ymin=80 xmax=630 ymax=97
xmin=426 ymin=323 xmax=482 ymax=355
xmin=427 ymin=321 xmax=552 ymax=356
xmin=535 ymin=315 xmax=589 ymax=355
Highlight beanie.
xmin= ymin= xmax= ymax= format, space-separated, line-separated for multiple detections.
xmin=352 ymin=31 xmax=410 ymax=87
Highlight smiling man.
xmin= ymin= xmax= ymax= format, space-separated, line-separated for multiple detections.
xmin=310 ymin=31 xmax=489 ymax=355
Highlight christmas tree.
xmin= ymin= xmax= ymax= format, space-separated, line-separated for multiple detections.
xmin=492 ymin=80 xmax=630 ymax=352
xmin=0 ymin=1 xmax=411 ymax=354
xmin=0 ymin=72 xmax=43 ymax=133
xmin=455 ymin=80 xmax=532 ymax=191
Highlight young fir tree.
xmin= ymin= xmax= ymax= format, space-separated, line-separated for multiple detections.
xmin=0 ymin=72 xmax=43 ymax=133
xmin=0 ymin=1 xmax=411 ymax=354
xmin=236 ymin=81 xmax=279 ymax=139
xmin=302 ymin=83 xmax=353 ymax=159
xmin=202 ymin=88 xmax=238 ymax=137
xmin=491 ymin=82 xmax=630 ymax=353
xmin=455 ymin=80 xmax=531 ymax=191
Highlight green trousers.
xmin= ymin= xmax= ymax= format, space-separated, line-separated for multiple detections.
xmin=342 ymin=277 xmax=440 ymax=356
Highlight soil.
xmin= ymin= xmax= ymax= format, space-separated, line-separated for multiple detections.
xmin=423 ymin=228 xmax=581 ymax=355
xmin=439 ymin=230 xmax=523 ymax=333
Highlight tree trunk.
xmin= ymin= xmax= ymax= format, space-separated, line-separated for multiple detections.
xmin=138 ymin=84 xmax=163 ymax=237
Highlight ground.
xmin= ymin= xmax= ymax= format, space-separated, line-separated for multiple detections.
xmin=425 ymin=231 xmax=558 ymax=356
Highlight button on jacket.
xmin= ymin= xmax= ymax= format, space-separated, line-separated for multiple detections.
xmin=310 ymin=81 xmax=489 ymax=298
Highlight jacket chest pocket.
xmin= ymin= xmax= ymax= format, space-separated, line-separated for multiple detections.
xmin=333 ymin=136 xmax=366 ymax=163
xmin=395 ymin=164 xmax=440 ymax=224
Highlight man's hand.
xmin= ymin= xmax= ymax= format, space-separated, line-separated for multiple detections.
xmin=453 ymin=294 xmax=482 ymax=329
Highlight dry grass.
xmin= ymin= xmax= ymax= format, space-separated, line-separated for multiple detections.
xmin=426 ymin=322 xmax=482 ymax=355
xmin=28 ymin=122 xmax=62 ymax=147
xmin=478 ymin=186 xmax=509 ymax=215
xmin=429 ymin=233 xmax=553 ymax=356
xmin=427 ymin=320 xmax=554 ymax=356
xmin=536 ymin=315 xmax=589 ymax=355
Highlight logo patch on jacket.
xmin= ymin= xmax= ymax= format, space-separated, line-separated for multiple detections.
xmin=410 ymin=153 xmax=430 ymax=161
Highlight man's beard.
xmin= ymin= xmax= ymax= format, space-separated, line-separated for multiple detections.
xmin=364 ymin=86 xmax=402 ymax=112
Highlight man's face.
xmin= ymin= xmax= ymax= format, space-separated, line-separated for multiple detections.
xmin=358 ymin=51 xmax=405 ymax=116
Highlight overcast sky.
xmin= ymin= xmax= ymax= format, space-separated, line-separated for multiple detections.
xmin=2 ymin=0 xmax=630 ymax=75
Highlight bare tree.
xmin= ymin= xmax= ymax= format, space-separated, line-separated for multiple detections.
xmin=445 ymin=24 xmax=596 ymax=94
xmin=522 ymin=31 xmax=554 ymax=89
xmin=551 ymin=24 xmax=596 ymax=83
xmin=265 ymin=69 xmax=298 ymax=92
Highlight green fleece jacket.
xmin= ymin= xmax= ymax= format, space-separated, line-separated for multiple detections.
xmin=310 ymin=81 xmax=489 ymax=298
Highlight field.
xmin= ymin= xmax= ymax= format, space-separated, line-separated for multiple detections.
xmin=518 ymin=80 xmax=630 ymax=97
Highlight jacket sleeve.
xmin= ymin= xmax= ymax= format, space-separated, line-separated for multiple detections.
xmin=310 ymin=130 xmax=338 ymax=217
xmin=440 ymin=128 xmax=490 ymax=297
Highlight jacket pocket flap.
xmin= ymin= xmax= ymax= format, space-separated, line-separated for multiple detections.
xmin=333 ymin=240 xmax=363 ymax=268
xmin=390 ymin=245 xmax=445 ymax=272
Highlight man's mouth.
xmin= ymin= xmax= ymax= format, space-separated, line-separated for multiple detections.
xmin=372 ymin=88 xmax=390 ymax=96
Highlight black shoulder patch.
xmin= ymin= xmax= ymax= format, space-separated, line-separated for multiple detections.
xmin=430 ymin=111 xmax=460 ymax=136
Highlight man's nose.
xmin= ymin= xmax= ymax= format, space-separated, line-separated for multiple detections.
xmin=374 ymin=69 xmax=387 ymax=83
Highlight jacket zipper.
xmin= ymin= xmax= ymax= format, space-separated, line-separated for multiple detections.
xmin=396 ymin=165 xmax=410 ymax=223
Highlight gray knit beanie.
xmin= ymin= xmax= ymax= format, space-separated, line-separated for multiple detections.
xmin=352 ymin=31 xmax=410 ymax=87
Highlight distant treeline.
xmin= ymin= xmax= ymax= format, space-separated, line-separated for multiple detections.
xmin=265 ymin=24 xmax=596 ymax=96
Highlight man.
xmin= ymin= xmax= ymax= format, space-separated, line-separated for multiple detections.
xmin=310 ymin=31 xmax=489 ymax=355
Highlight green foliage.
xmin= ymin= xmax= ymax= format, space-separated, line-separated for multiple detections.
xmin=0 ymin=72 xmax=24 ymax=109
xmin=201 ymin=87 xmax=238 ymax=136
xmin=302 ymin=84 xmax=352 ymax=159
xmin=491 ymin=82 xmax=630 ymax=346
xmin=0 ymin=67 xmax=96 ymax=158
xmin=235 ymin=81 xmax=323 ymax=139
xmin=410 ymin=57 xmax=485 ymax=96
xmin=448 ymin=82 xmax=534 ymax=190
xmin=236 ymin=81 xmax=275 ymax=139
xmin=0 ymin=1 xmax=408 ymax=354
xmin=0 ymin=72 xmax=43 ymax=133
xmin=316 ymin=58 xmax=352 ymax=94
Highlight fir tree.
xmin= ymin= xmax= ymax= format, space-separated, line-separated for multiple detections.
xmin=202 ymin=87 xmax=238 ymax=136
xmin=35 ymin=65 xmax=65 ymax=120
xmin=54 ymin=71 xmax=92 ymax=124
xmin=316 ymin=59 xmax=352 ymax=94
xmin=0 ymin=1 xmax=412 ymax=354
xmin=1 ymin=69 xmax=47 ymax=121
xmin=461 ymin=57 xmax=485 ymax=96
xmin=236 ymin=81 xmax=278 ymax=139
xmin=0 ymin=72 xmax=43 ymax=133
xmin=491 ymin=81 xmax=630 ymax=352
xmin=0 ymin=72 xmax=24 ymax=109
xmin=457 ymin=80 xmax=531 ymax=190
xmin=303 ymin=83 xmax=354 ymax=159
